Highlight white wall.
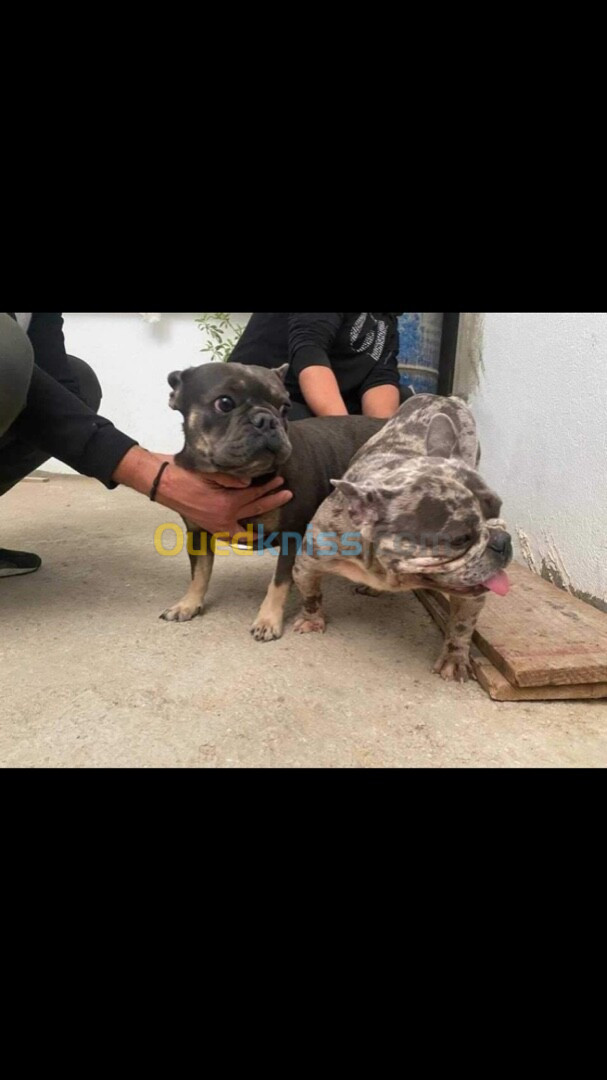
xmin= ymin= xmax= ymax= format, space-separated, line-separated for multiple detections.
xmin=460 ymin=312 xmax=607 ymax=608
xmin=48 ymin=313 xmax=250 ymax=473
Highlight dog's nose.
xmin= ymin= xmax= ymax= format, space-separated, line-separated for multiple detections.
xmin=251 ymin=412 xmax=279 ymax=433
xmin=489 ymin=530 xmax=513 ymax=560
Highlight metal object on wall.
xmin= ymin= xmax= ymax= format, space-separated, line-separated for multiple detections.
xmin=398 ymin=313 xmax=445 ymax=394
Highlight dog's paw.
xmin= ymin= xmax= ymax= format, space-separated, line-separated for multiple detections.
xmin=433 ymin=648 xmax=474 ymax=683
xmin=293 ymin=613 xmax=327 ymax=635
xmin=250 ymin=617 xmax=284 ymax=643
xmin=160 ymin=602 xmax=203 ymax=623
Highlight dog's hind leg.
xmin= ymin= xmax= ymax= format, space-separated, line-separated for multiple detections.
xmin=292 ymin=553 xmax=326 ymax=635
xmin=251 ymin=551 xmax=294 ymax=643
xmin=160 ymin=530 xmax=215 ymax=623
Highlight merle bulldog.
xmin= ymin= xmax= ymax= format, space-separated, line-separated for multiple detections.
xmin=161 ymin=362 xmax=384 ymax=639
xmin=292 ymin=395 xmax=513 ymax=682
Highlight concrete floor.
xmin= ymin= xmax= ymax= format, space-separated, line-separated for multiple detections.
xmin=1 ymin=476 xmax=606 ymax=769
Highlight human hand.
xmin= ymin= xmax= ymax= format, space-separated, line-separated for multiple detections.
xmin=113 ymin=448 xmax=293 ymax=535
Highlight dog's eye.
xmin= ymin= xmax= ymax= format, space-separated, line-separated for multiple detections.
xmin=215 ymin=396 xmax=236 ymax=414
xmin=452 ymin=534 xmax=473 ymax=548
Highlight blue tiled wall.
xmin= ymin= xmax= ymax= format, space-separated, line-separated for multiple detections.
xmin=398 ymin=313 xmax=444 ymax=395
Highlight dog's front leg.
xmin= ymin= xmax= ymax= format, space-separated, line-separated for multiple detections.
xmin=292 ymin=552 xmax=327 ymax=635
xmin=160 ymin=528 xmax=215 ymax=623
xmin=433 ymin=594 xmax=485 ymax=682
xmin=251 ymin=550 xmax=295 ymax=643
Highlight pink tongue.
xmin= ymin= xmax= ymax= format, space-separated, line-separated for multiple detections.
xmin=483 ymin=571 xmax=511 ymax=596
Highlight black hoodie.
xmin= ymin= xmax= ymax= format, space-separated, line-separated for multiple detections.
xmin=7 ymin=313 xmax=136 ymax=487
xmin=229 ymin=312 xmax=402 ymax=402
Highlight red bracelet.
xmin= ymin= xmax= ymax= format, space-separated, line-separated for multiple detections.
xmin=150 ymin=461 xmax=171 ymax=502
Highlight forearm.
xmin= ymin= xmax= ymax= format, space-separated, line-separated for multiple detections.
xmin=288 ymin=313 xmax=346 ymax=416
xmin=298 ymin=367 xmax=348 ymax=417
xmin=111 ymin=446 xmax=161 ymax=495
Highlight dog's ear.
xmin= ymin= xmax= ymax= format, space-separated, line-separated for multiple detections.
xmin=466 ymin=474 xmax=503 ymax=521
xmin=426 ymin=414 xmax=460 ymax=459
xmin=273 ymin=364 xmax=289 ymax=384
xmin=331 ymin=480 xmax=384 ymax=529
xmin=168 ymin=370 xmax=184 ymax=412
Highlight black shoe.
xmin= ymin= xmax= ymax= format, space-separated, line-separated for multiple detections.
xmin=0 ymin=548 xmax=42 ymax=578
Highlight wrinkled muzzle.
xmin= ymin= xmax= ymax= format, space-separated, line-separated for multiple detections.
xmin=210 ymin=410 xmax=292 ymax=474
xmin=249 ymin=409 xmax=289 ymax=453
xmin=415 ymin=519 xmax=513 ymax=596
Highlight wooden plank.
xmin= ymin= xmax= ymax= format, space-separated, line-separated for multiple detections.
xmin=416 ymin=586 xmax=607 ymax=701
xmin=472 ymin=654 xmax=607 ymax=702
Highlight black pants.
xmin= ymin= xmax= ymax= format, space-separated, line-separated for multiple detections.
xmin=0 ymin=355 xmax=102 ymax=497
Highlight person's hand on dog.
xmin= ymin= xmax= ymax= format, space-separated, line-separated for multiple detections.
xmin=158 ymin=463 xmax=292 ymax=536
xmin=113 ymin=447 xmax=292 ymax=536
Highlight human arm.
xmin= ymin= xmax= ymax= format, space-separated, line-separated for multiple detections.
xmin=14 ymin=369 xmax=292 ymax=533
xmin=112 ymin=448 xmax=292 ymax=535
xmin=288 ymin=313 xmax=349 ymax=416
